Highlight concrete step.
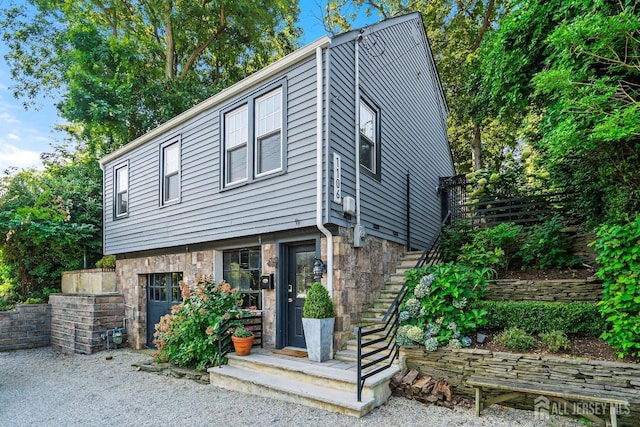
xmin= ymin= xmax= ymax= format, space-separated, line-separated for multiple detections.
xmin=373 ymin=298 xmax=395 ymax=309
xmin=208 ymin=352 xmax=396 ymax=418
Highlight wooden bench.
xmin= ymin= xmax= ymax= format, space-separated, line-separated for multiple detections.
xmin=467 ymin=376 xmax=629 ymax=427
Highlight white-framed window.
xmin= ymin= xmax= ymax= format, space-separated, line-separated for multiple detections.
xmin=114 ymin=163 xmax=128 ymax=218
xmin=162 ymin=141 xmax=180 ymax=204
xmin=255 ymin=88 xmax=282 ymax=176
xmin=225 ymin=105 xmax=249 ymax=185
xmin=222 ymin=82 xmax=286 ymax=188
xmin=359 ymin=99 xmax=377 ymax=173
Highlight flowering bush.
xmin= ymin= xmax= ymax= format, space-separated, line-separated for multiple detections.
xmin=153 ymin=276 xmax=253 ymax=370
xmin=397 ymin=263 xmax=491 ymax=351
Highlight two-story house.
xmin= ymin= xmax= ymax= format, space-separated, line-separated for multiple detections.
xmin=99 ymin=12 xmax=453 ymax=352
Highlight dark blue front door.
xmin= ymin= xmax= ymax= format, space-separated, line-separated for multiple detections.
xmin=146 ymin=272 xmax=182 ymax=347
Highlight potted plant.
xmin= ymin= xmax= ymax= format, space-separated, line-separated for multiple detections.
xmin=231 ymin=324 xmax=254 ymax=356
xmin=302 ymin=282 xmax=335 ymax=362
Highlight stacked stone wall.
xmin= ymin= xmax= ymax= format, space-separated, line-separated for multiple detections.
xmin=0 ymin=304 xmax=51 ymax=351
xmin=402 ymin=347 xmax=640 ymax=426
xmin=49 ymin=294 xmax=125 ymax=354
xmin=486 ymin=278 xmax=602 ymax=302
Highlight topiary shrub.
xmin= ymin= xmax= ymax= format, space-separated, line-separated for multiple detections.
xmin=540 ymin=330 xmax=570 ymax=352
xmin=96 ymin=255 xmax=116 ymax=269
xmin=303 ymin=282 xmax=334 ymax=319
xmin=473 ymin=300 xmax=604 ymax=337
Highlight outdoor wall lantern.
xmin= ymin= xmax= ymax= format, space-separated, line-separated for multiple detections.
xmin=313 ymin=258 xmax=326 ymax=282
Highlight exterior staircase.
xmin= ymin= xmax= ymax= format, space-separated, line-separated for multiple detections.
xmin=334 ymin=250 xmax=423 ymax=364
xmin=208 ymin=351 xmax=394 ymax=417
xmin=207 ymin=250 xmax=423 ymax=417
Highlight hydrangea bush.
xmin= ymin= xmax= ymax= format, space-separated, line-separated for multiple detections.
xmin=153 ymin=276 xmax=253 ymax=370
xmin=397 ymin=263 xmax=491 ymax=351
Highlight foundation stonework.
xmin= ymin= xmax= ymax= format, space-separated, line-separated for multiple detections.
xmin=328 ymin=227 xmax=405 ymax=351
xmin=116 ymin=250 xmax=214 ymax=349
xmin=0 ymin=304 xmax=51 ymax=351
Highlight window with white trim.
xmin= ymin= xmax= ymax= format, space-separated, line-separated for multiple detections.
xmin=162 ymin=142 xmax=180 ymax=204
xmin=359 ymin=99 xmax=377 ymax=173
xmin=255 ymin=88 xmax=282 ymax=176
xmin=222 ymin=84 xmax=285 ymax=187
xmin=225 ymin=105 xmax=248 ymax=185
xmin=114 ymin=164 xmax=128 ymax=217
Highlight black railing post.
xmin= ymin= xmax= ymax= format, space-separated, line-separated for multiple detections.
xmin=356 ymin=326 xmax=363 ymax=402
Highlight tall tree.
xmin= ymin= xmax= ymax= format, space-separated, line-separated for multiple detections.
xmin=324 ymin=0 xmax=512 ymax=172
xmin=1 ymin=0 xmax=301 ymax=155
xmin=480 ymin=0 xmax=640 ymax=224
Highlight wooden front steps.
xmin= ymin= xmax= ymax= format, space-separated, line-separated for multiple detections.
xmin=335 ymin=250 xmax=422 ymax=364
xmin=208 ymin=350 xmax=397 ymax=417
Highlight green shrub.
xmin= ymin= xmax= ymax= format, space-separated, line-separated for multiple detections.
xmin=540 ymin=330 xmax=570 ymax=352
xmin=153 ymin=277 xmax=251 ymax=370
xmin=473 ymin=300 xmax=604 ymax=337
xmin=439 ymin=222 xmax=473 ymax=263
xmin=457 ymin=223 xmax=522 ymax=270
xmin=397 ymin=263 xmax=492 ymax=350
xmin=518 ymin=216 xmax=579 ymax=269
xmin=302 ymin=282 xmax=334 ymax=319
xmin=96 ymin=255 xmax=116 ymax=269
xmin=592 ymin=217 xmax=640 ymax=358
xmin=496 ymin=327 xmax=535 ymax=351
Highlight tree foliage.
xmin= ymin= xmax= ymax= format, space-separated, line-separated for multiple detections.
xmin=480 ymin=0 xmax=640 ymax=224
xmin=1 ymin=0 xmax=301 ymax=155
xmin=0 ymin=149 xmax=103 ymax=295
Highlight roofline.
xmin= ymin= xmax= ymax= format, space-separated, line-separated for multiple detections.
xmin=99 ymin=36 xmax=332 ymax=167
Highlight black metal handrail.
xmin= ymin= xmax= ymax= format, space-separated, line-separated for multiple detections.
xmin=216 ymin=312 xmax=263 ymax=367
xmin=356 ymin=212 xmax=451 ymax=401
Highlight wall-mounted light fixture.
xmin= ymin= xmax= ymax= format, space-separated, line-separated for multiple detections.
xmin=313 ymin=258 xmax=326 ymax=282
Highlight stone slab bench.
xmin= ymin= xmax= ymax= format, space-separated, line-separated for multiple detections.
xmin=467 ymin=376 xmax=629 ymax=427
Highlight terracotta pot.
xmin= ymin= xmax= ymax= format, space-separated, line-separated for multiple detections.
xmin=231 ymin=335 xmax=254 ymax=356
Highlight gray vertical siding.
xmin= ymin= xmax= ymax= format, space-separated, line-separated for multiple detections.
xmin=103 ymin=55 xmax=322 ymax=255
xmin=328 ymin=14 xmax=454 ymax=250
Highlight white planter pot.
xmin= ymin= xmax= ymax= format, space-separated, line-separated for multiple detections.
xmin=301 ymin=317 xmax=335 ymax=362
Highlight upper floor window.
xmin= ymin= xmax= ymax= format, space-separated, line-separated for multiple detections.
xmin=222 ymin=83 xmax=285 ymax=188
xmin=255 ymin=88 xmax=282 ymax=176
xmin=359 ymin=99 xmax=378 ymax=174
xmin=162 ymin=141 xmax=180 ymax=204
xmin=225 ymin=106 xmax=249 ymax=185
xmin=114 ymin=164 xmax=128 ymax=218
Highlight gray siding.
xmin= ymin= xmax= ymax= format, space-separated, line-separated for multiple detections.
xmin=103 ymin=55 xmax=321 ymax=254
xmin=328 ymin=14 xmax=454 ymax=250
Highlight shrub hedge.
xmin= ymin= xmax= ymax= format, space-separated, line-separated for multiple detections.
xmin=472 ymin=300 xmax=605 ymax=337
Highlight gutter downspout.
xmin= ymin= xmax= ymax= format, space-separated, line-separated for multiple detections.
xmin=354 ymin=34 xmax=362 ymax=228
xmin=316 ymin=46 xmax=334 ymax=298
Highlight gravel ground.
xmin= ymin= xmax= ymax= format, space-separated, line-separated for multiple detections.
xmin=0 ymin=347 xmax=583 ymax=427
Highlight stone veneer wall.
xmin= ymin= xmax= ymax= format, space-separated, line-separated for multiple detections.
xmin=329 ymin=227 xmax=406 ymax=350
xmin=402 ymin=347 xmax=640 ymax=426
xmin=486 ymin=278 xmax=602 ymax=302
xmin=116 ymin=251 xmax=215 ymax=349
xmin=49 ymin=294 xmax=124 ymax=354
xmin=0 ymin=304 xmax=51 ymax=351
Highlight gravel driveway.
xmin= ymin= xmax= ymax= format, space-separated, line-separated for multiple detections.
xmin=0 ymin=347 xmax=582 ymax=427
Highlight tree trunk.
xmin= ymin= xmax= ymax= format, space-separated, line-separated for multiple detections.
xmin=471 ymin=121 xmax=482 ymax=171
xmin=164 ymin=0 xmax=175 ymax=79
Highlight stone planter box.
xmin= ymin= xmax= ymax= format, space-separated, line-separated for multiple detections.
xmin=401 ymin=346 xmax=640 ymax=426
xmin=0 ymin=304 xmax=51 ymax=351
xmin=61 ymin=268 xmax=116 ymax=295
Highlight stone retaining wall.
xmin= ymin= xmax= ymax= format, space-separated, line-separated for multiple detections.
xmin=402 ymin=346 xmax=640 ymax=426
xmin=49 ymin=294 xmax=125 ymax=354
xmin=486 ymin=278 xmax=602 ymax=302
xmin=0 ymin=304 xmax=51 ymax=351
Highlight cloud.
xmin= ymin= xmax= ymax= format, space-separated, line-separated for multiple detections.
xmin=7 ymin=133 xmax=20 ymax=141
xmin=0 ymin=142 xmax=42 ymax=175
xmin=0 ymin=111 xmax=20 ymax=124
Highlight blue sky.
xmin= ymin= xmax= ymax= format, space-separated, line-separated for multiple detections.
xmin=0 ymin=0 xmax=376 ymax=174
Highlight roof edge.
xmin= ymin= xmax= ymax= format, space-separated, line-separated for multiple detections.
xmin=99 ymin=36 xmax=331 ymax=166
